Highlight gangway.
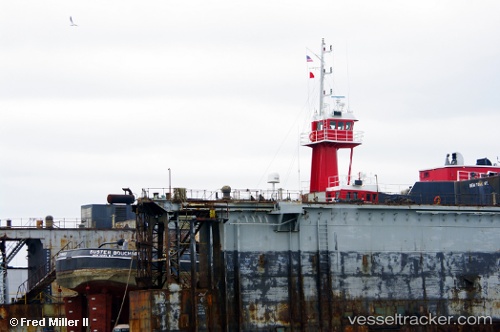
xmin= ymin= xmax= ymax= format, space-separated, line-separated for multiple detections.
xmin=6 ymin=239 xmax=27 ymax=264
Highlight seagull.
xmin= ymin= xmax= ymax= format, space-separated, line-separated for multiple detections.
xmin=69 ymin=16 xmax=78 ymax=26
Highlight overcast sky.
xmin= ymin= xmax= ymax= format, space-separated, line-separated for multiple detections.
xmin=1 ymin=0 xmax=500 ymax=220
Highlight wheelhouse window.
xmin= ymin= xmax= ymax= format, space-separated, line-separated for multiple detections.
xmin=329 ymin=120 xmax=336 ymax=129
xmin=345 ymin=122 xmax=352 ymax=130
xmin=338 ymin=121 xmax=344 ymax=130
xmin=317 ymin=121 xmax=323 ymax=130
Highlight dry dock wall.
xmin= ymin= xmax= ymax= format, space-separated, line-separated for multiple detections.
xmin=128 ymin=202 xmax=500 ymax=331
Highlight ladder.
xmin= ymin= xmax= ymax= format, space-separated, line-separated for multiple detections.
xmin=169 ymin=218 xmax=202 ymax=287
xmin=317 ymin=220 xmax=329 ymax=252
xmin=317 ymin=217 xmax=332 ymax=331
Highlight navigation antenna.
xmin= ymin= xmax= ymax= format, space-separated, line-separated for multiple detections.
xmin=319 ymin=38 xmax=333 ymax=116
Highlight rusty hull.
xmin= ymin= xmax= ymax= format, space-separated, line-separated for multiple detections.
xmin=129 ymin=250 xmax=500 ymax=331
xmin=129 ymin=200 xmax=500 ymax=331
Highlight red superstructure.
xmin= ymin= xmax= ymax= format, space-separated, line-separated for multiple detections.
xmin=302 ymin=39 xmax=363 ymax=193
xmin=306 ymin=107 xmax=362 ymax=192
xmin=419 ymin=152 xmax=500 ymax=182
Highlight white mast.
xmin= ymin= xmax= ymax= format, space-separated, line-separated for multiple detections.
xmin=319 ymin=38 xmax=332 ymax=116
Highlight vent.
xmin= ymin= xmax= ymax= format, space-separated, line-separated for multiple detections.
xmin=114 ymin=206 xmax=127 ymax=222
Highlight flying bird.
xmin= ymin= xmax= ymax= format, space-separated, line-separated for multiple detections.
xmin=69 ymin=16 xmax=78 ymax=26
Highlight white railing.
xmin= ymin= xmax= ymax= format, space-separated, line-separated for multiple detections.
xmin=327 ymin=174 xmax=380 ymax=188
xmin=142 ymin=187 xmax=304 ymax=202
xmin=0 ymin=218 xmax=81 ymax=229
xmin=457 ymin=170 xmax=498 ymax=181
xmin=300 ymin=129 xmax=364 ymax=145
xmin=326 ymin=175 xmax=412 ymax=195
